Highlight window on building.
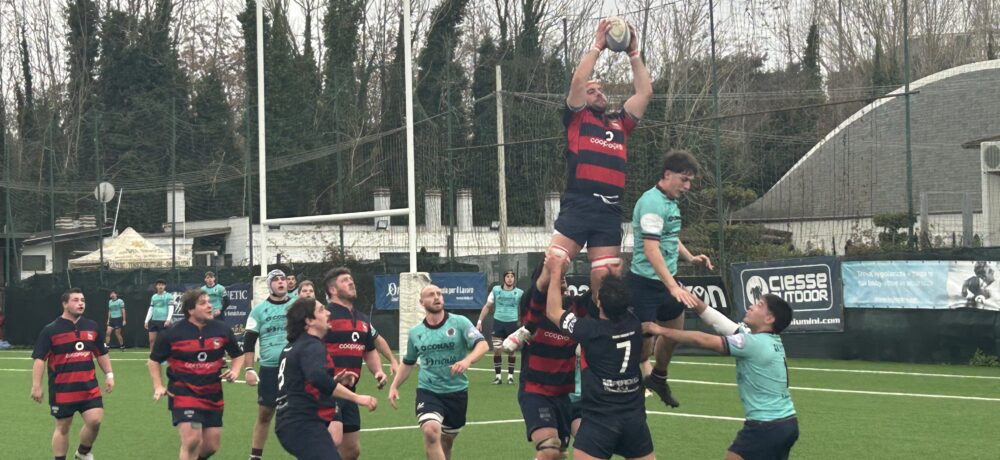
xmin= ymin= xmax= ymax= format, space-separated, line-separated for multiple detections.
xmin=224 ymin=254 xmax=233 ymax=267
xmin=23 ymin=255 xmax=45 ymax=271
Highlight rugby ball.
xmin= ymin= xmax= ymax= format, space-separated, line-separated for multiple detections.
xmin=605 ymin=16 xmax=630 ymax=53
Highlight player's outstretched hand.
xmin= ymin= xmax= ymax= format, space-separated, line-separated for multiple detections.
xmin=220 ymin=368 xmax=238 ymax=382
xmin=335 ymin=370 xmax=359 ymax=388
xmin=104 ymin=375 xmax=115 ymax=394
xmin=388 ymin=388 xmax=400 ymax=409
xmin=388 ymin=360 xmax=399 ymax=378
xmin=502 ymin=326 xmax=531 ymax=352
xmin=374 ymin=370 xmax=388 ymax=389
xmin=691 ymin=254 xmax=714 ymax=271
xmin=668 ymin=284 xmax=699 ymax=309
xmin=627 ymin=22 xmax=639 ymax=54
xmin=450 ymin=358 xmax=471 ymax=376
xmin=593 ymin=18 xmax=609 ymax=50
xmin=358 ymin=394 xmax=378 ymax=412
xmin=153 ymin=385 xmax=167 ymax=401
xmin=31 ymin=385 xmax=43 ymax=403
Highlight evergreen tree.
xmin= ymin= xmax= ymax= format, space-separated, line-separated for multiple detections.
xmin=64 ymin=0 xmax=101 ymax=179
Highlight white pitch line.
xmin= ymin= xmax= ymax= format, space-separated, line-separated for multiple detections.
xmin=0 ymin=368 xmax=30 ymax=372
xmin=671 ymin=360 xmax=1000 ymax=380
xmin=671 ymin=379 xmax=1000 ymax=402
xmin=362 ymin=411 xmax=742 ymax=433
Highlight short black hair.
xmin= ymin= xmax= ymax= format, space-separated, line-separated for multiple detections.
xmin=763 ymin=294 xmax=793 ymax=334
xmin=286 ymin=297 xmax=321 ymax=342
xmin=154 ymin=279 xmax=167 ymax=285
xmin=180 ymin=289 xmax=205 ymax=318
xmin=661 ymin=150 xmax=700 ymax=177
xmin=323 ymin=267 xmax=352 ymax=296
xmin=204 ymin=271 xmax=216 ymax=278
xmin=61 ymin=288 xmax=84 ymax=304
xmin=598 ymin=276 xmax=631 ymax=322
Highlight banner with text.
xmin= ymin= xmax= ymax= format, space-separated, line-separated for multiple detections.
xmin=842 ymin=261 xmax=1000 ymax=311
xmin=566 ymin=275 xmax=730 ymax=314
xmin=375 ymin=272 xmax=487 ymax=310
xmin=730 ymin=257 xmax=843 ymax=333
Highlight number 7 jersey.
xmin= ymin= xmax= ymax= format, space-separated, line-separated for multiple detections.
xmin=557 ymin=310 xmax=644 ymax=415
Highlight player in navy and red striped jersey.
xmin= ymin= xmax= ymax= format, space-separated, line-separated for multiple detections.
xmin=321 ymin=267 xmax=397 ymax=460
xmin=275 ymin=297 xmax=378 ymax=460
xmin=32 ymin=288 xmax=114 ymax=460
xmin=149 ymin=289 xmax=245 ymax=460
xmin=547 ymin=17 xmax=652 ymax=299
xmin=516 ymin=262 xmax=591 ymax=459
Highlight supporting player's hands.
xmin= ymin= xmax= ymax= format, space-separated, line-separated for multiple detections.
xmin=335 ymin=370 xmax=359 ymax=388
xmin=543 ymin=252 xmax=569 ymax=277
xmin=668 ymin=284 xmax=700 ymax=309
xmin=245 ymin=368 xmax=259 ymax=386
xmin=373 ymin=370 xmax=388 ymax=389
xmin=690 ymin=254 xmax=714 ymax=271
xmin=592 ymin=19 xmax=610 ymax=51
xmin=220 ymin=367 xmax=238 ymax=383
xmin=356 ymin=394 xmax=378 ymax=412
xmin=152 ymin=385 xmax=167 ymax=401
xmin=450 ymin=358 xmax=472 ymax=376
xmin=502 ymin=326 xmax=531 ymax=352
xmin=30 ymin=385 xmax=43 ymax=403
xmin=388 ymin=387 xmax=400 ymax=409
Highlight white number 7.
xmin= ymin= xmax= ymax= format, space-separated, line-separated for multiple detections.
xmin=616 ymin=341 xmax=631 ymax=373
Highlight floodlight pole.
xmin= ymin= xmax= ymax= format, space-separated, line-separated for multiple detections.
xmin=404 ymin=0 xmax=417 ymax=272
xmin=256 ymin=0 xmax=269 ymax=276
xmin=903 ymin=0 xmax=915 ymax=247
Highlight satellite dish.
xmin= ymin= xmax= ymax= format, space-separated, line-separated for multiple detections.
xmin=94 ymin=182 xmax=115 ymax=203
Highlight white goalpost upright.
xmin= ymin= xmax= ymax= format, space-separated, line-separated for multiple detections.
xmin=253 ymin=0 xmax=425 ymax=354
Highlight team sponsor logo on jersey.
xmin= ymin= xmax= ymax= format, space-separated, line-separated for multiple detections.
xmin=197 ymin=351 xmax=208 ymax=362
xmin=543 ymin=331 xmax=571 ymax=342
xmin=351 ymin=332 xmax=360 ymax=342
xmin=446 ymin=328 xmax=456 ymax=337
xmin=75 ymin=342 xmax=86 ymax=351
xmin=339 ymin=343 xmax=366 ymax=351
xmin=589 ymin=137 xmax=624 ymax=151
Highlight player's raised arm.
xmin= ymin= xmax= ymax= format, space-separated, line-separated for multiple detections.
xmin=567 ymin=19 xmax=610 ymax=109
xmin=647 ymin=324 xmax=727 ymax=354
xmin=622 ymin=22 xmax=653 ymax=119
xmin=544 ymin=255 xmax=569 ymax=326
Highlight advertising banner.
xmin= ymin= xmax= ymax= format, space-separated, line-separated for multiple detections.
xmin=843 ymin=260 xmax=1000 ymax=311
xmin=730 ymin=257 xmax=843 ymax=333
xmin=566 ymin=275 xmax=730 ymax=313
xmin=375 ymin=272 xmax=487 ymax=310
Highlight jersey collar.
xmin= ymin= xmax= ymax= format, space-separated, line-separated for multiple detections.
xmin=423 ymin=311 xmax=449 ymax=329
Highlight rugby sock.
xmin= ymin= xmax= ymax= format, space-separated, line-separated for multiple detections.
xmin=493 ymin=354 xmax=502 ymax=377
xmin=55 ymin=456 xmax=66 ymax=460
xmin=249 ymin=448 xmax=264 ymax=460
xmin=507 ymin=355 xmax=516 ymax=377
xmin=198 ymin=456 xmax=212 ymax=460
xmin=651 ymin=368 xmax=667 ymax=382
xmin=78 ymin=444 xmax=92 ymax=455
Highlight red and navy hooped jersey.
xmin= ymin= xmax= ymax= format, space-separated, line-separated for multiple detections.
xmin=519 ymin=288 xmax=588 ymax=396
xmin=32 ymin=317 xmax=108 ymax=406
xmin=323 ymin=303 xmax=377 ymax=390
xmin=276 ymin=334 xmax=339 ymax=424
xmin=562 ymin=105 xmax=638 ymax=201
xmin=150 ymin=319 xmax=243 ymax=412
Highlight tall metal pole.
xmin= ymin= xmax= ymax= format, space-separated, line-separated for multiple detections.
xmin=403 ymin=0 xmax=417 ymax=272
xmin=171 ymin=98 xmax=177 ymax=272
xmin=4 ymin=120 xmax=10 ymax=286
xmin=245 ymin=103 xmax=254 ymax=268
xmin=48 ymin=119 xmax=56 ymax=288
xmin=446 ymin=48 xmax=455 ymax=263
xmin=496 ymin=65 xmax=508 ymax=254
xmin=903 ymin=0 xmax=915 ymax=247
xmin=256 ymin=0 xmax=269 ymax=276
xmin=709 ymin=0 xmax=724 ymax=262
xmin=95 ymin=114 xmax=104 ymax=278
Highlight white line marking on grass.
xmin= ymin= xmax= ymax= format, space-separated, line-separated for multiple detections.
xmin=362 ymin=411 xmax=742 ymax=433
xmin=671 ymin=360 xmax=1000 ymax=380
xmin=0 ymin=368 xmax=30 ymax=372
xmin=672 ymin=379 xmax=1000 ymax=402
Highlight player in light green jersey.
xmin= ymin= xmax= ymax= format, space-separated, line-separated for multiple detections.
xmin=389 ymin=284 xmax=488 ymax=460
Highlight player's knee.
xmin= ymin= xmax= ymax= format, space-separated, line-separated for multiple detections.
xmin=421 ymin=423 xmax=442 ymax=444
xmin=535 ymin=437 xmax=562 ymax=460
xmin=339 ymin=440 xmax=361 ymax=460
xmin=257 ymin=407 xmax=275 ymax=423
